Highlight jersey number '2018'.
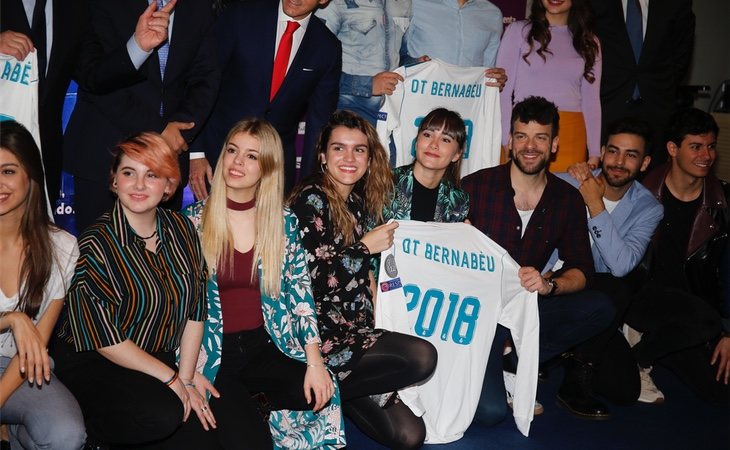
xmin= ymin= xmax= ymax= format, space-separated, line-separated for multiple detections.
xmin=403 ymin=284 xmax=480 ymax=345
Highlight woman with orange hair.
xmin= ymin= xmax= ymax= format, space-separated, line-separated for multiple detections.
xmin=53 ymin=133 xmax=219 ymax=449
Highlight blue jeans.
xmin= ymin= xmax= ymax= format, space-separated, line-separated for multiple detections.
xmin=0 ymin=356 xmax=86 ymax=450
xmin=337 ymin=94 xmax=382 ymax=126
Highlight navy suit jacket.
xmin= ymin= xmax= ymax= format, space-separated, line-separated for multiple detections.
xmin=192 ymin=0 xmax=342 ymax=187
xmin=588 ymin=0 xmax=694 ymax=167
xmin=63 ymin=0 xmax=220 ymax=183
xmin=1 ymin=0 xmax=89 ymax=199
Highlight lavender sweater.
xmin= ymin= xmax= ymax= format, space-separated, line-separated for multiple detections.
xmin=497 ymin=21 xmax=602 ymax=157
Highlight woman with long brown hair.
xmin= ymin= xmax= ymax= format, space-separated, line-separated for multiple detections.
xmin=289 ymin=110 xmax=437 ymax=449
xmin=497 ymin=0 xmax=602 ymax=171
xmin=0 ymin=121 xmax=85 ymax=449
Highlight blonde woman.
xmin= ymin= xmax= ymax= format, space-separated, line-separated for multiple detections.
xmin=289 ymin=110 xmax=437 ymax=450
xmin=183 ymin=118 xmax=345 ymax=449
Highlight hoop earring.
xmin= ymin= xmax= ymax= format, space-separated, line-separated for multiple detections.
xmin=320 ymin=162 xmax=327 ymax=173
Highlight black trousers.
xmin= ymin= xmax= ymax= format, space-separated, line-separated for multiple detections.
xmin=626 ymin=282 xmax=729 ymax=403
xmin=575 ymin=273 xmax=641 ymax=404
xmin=209 ymin=327 xmax=311 ymax=450
xmin=52 ymin=339 xmax=220 ymax=449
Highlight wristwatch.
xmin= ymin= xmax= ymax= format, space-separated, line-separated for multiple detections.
xmin=544 ymin=277 xmax=558 ymax=296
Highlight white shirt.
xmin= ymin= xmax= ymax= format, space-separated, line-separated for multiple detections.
xmin=622 ymin=0 xmax=649 ymax=39
xmin=21 ymin=0 xmax=52 ymax=77
xmin=275 ymin=0 xmax=312 ymax=71
xmin=0 ymin=229 xmax=79 ymax=358
xmin=376 ymin=221 xmax=539 ymax=442
xmin=376 ymin=59 xmax=502 ymax=177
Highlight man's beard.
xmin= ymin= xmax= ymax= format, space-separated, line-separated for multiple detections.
xmin=513 ymin=150 xmax=549 ymax=175
xmin=602 ymin=165 xmax=637 ymax=188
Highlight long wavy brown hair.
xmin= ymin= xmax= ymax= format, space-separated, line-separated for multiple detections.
xmin=289 ymin=110 xmax=393 ymax=245
xmin=0 ymin=121 xmax=57 ymax=319
xmin=524 ymin=0 xmax=599 ymax=83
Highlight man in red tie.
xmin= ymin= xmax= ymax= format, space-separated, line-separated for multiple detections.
xmin=189 ymin=0 xmax=342 ymax=196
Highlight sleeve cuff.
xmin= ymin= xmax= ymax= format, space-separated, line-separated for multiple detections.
xmin=127 ymin=35 xmax=153 ymax=70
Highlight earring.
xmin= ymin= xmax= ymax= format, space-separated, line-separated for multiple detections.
xmin=320 ymin=161 xmax=327 ymax=173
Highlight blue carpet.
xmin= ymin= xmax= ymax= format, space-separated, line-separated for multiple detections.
xmin=344 ymin=366 xmax=730 ymax=449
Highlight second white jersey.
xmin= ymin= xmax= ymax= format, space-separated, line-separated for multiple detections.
xmin=376 ymin=59 xmax=501 ymax=176
xmin=376 ymin=221 xmax=539 ymax=443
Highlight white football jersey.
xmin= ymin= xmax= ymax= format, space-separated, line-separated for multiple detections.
xmin=0 ymin=52 xmax=41 ymax=146
xmin=376 ymin=59 xmax=501 ymax=176
xmin=376 ymin=221 xmax=539 ymax=443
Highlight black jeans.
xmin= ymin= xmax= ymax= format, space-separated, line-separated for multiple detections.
xmin=52 ymin=339 xmax=219 ymax=450
xmin=209 ymin=327 xmax=311 ymax=450
xmin=626 ymin=282 xmax=729 ymax=402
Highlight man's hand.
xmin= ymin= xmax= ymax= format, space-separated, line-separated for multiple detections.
xmin=372 ymin=71 xmax=404 ymax=96
xmin=0 ymin=31 xmax=34 ymax=60
xmin=518 ymin=266 xmax=551 ymax=296
xmin=485 ymin=67 xmax=507 ymax=92
xmin=189 ymin=157 xmax=213 ymax=200
xmin=711 ymin=336 xmax=730 ymax=384
xmin=134 ymin=0 xmax=177 ymax=52
xmin=587 ymin=156 xmax=600 ymax=170
xmin=161 ymin=121 xmax=194 ymax=154
xmin=578 ymin=171 xmax=606 ymax=218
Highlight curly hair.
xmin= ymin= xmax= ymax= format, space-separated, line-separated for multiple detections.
xmin=289 ymin=110 xmax=393 ymax=245
xmin=524 ymin=0 xmax=599 ymax=83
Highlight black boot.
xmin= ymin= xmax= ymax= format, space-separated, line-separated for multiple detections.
xmin=556 ymin=356 xmax=610 ymax=420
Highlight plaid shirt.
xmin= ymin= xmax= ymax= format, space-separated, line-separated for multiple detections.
xmin=462 ymin=162 xmax=594 ymax=281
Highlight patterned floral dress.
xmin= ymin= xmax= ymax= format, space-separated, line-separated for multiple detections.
xmin=290 ymin=182 xmax=385 ymax=381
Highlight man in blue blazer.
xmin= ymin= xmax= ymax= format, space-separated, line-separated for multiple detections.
xmin=553 ymin=117 xmax=663 ymax=412
xmin=63 ymin=0 xmax=220 ymax=232
xmin=188 ymin=0 xmax=342 ymax=197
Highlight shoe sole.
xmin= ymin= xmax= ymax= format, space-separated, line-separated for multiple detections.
xmin=638 ymin=396 xmax=665 ymax=404
xmin=555 ymin=395 xmax=611 ymax=421
xmin=507 ymin=400 xmax=545 ymax=416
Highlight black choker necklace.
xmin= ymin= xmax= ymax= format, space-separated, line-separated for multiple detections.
xmin=227 ymin=197 xmax=256 ymax=211
xmin=137 ymin=229 xmax=158 ymax=240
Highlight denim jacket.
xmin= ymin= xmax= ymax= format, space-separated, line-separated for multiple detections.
xmin=316 ymin=0 xmax=411 ymax=98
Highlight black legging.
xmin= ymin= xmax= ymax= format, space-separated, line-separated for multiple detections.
xmin=338 ymin=331 xmax=437 ymax=450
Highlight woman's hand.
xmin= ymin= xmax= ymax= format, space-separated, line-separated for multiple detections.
xmin=303 ymin=365 xmax=335 ymax=412
xmin=184 ymin=374 xmax=217 ymax=430
xmin=167 ymin=375 xmax=191 ymax=421
xmin=3 ymin=312 xmax=50 ymax=385
xmin=360 ymin=222 xmax=399 ymax=254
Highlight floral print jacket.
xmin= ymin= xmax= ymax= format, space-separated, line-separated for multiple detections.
xmin=384 ymin=164 xmax=470 ymax=222
xmin=183 ymin=200 xmax=345 ymax=449
xmin=290 ymin=183 xmax=384 ymax=381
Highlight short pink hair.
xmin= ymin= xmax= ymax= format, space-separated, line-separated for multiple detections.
xmin=109 ymin=132 xmax=181 ymax=194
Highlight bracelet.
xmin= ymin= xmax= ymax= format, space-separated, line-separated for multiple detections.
xmin=163 ymin=371 xmax=179 ymax=386
xmin=307 ymin=363 xmax=325 ymax=368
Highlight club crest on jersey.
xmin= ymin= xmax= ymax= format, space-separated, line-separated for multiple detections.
xmin=380 ymin=278 xmax=402 ymax=292
xmin=384 ymin=254 xmax=398 ymax=278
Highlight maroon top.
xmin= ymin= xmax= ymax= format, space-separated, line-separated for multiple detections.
xmin=217 ymin=197 xmax=263 ymax=332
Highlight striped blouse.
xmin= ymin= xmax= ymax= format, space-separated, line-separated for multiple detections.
xmin=61 ymin=202 xmax=207 ymax=353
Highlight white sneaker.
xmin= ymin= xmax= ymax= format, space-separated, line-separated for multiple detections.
xmin=504 ymin=370 xmax=544 ymax=415
xmin=638 ymin=366 xmax=665 ymax=404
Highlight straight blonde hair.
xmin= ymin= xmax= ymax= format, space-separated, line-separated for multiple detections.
xmin=201 ymin=119 xmax=285 ymax=297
